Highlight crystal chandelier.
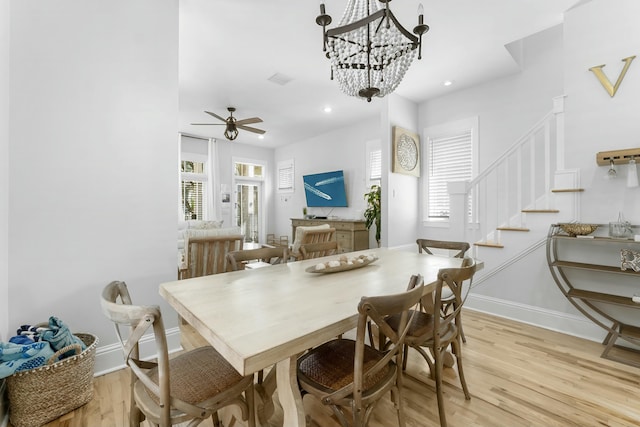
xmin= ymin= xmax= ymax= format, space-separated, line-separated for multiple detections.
xmin=316 ymin=0 xmax=429 ymax=102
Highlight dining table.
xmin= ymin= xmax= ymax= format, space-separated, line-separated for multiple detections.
xmin=159 ymin=247 xmax=480 ymax=427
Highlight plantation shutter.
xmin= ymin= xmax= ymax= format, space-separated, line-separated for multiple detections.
xmin=427 ymin=131 xmax=472 ymax=218
xmin=278 ymin=159 xmax=294 ymax=192
xmin=181 ymin=180 xmax=206 ymax=220
xmin=369 ymin=149 xmax=382 ymax=180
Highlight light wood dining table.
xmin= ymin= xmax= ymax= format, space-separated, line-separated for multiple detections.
xmin=159 ymin=247 xmax=479 ymax=427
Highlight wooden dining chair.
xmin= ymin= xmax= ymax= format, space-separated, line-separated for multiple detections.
xmin=416 ymin=238 xmax=471 ymax=342
xmin=179 ymin=234 xmax=244 ymax=279
xmin=385 ymin=260 xmax=477 ymax=427
xmin=416 ymin=239 xmax=470 ymax=258
xmin=299 ymin=240 xmax=339 ymax=260
xmin=297 ymin=280 xmax=425 ymax=427
xmin=290 ymin=227 xmax=336 ymax=260
xmin=100 ymin=281 xmax=255 ymax=427
xmin=226 ymin=246 xmax=289 ymax=271
xmin=226 ymin=246 xmax=289 ymax=389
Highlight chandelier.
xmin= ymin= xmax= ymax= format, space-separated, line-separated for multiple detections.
xmin=316 ymin=0 xmax=429 ymax=102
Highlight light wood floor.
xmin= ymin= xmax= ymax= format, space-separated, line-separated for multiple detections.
xmin=25 ymin=309 xmax=640 ymax=427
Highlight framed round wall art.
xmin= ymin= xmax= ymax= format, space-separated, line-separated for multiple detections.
xmin=392 ymin=126 xmax=420 ymax=177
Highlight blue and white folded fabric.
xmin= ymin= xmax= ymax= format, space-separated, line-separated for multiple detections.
xmin=13 ymin=316 xmax=86 ymax=360
xmin=40 ymin=316 xmax=86 ymax=353
xmin=0 ymin=341 xmax=54 ymax=379
xmin=15 ymin=324 xmax=48 ymax=342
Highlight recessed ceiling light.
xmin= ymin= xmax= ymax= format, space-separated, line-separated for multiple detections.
xmin=443 ymin=80 xmax=453 ymax=86
xmin=324 ymin=106 xmax=332 ymax=113
xmin=258 ymin=135 xmax=265 ymax=140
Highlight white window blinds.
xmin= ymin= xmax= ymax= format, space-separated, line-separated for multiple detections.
xmin=277 ymin=159 xmax=294 ymax=192
xmin=427 ymin=130 xmax=472 ymax=218
xmin=369 ymin=149 xmax=382 ymax=180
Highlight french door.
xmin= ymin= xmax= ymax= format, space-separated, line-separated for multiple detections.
xmin=235 ymin=182 xmax=261 ymax=243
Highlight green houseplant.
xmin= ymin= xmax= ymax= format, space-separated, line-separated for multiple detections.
xmin=364 ymin=184 xmax=381 ymax=246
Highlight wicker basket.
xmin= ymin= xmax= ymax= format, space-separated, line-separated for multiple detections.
xmin=558 ymin=223 xmax=599 ymax=237
xmin=7 ymin=333 xmax=98 ymax=427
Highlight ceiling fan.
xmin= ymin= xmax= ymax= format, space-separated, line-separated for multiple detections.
xmin=191 ymin=107 xmax=265 ymax=141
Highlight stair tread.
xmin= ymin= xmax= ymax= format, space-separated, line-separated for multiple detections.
xmin=474 ymin=242 xmax=504 ymax=248
xmin=496 ymin=227 xmax=530 ymax=232
xmin=521 ymin=209 xmax=560 ymax=213
xmin=552 ymin=188 xmax=584 ymax=193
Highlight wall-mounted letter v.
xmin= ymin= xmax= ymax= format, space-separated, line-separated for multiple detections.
xmin=589 ymin=56 xmax=636 ymax=97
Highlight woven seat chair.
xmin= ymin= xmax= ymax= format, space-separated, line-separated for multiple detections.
xmin=299 ymin=240 xmax=339 ymax=260
xmin=226 ymin=246 xmax=289 ymax=271
xmin=385 ymin=260 xmax=477 ymax=427
xmin=416 ymin=238 xmax=471 ymax=342
xmin=297 ymin=279 xmax=425 ymax=427
xmin=101 ymin=281 xmax=255 ymax=427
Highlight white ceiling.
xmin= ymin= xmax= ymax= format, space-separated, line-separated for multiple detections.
xmin=179 ymin=0 xmax=581 ymax=148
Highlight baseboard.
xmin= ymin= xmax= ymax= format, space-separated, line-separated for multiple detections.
xmin=93 ymin=326 xmax=182 ymax=376
xmin=466 ymin=293 xmax=606 ymax=342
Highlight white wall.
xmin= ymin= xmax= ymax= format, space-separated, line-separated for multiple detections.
xmin=273 ymin=117 xmax=379 ymax=241
xmin=420 ymin=24 xmax=565 ymax=176
xmin=0 ymin=0 xmax=9 ymax=341
xmin=384 ymin=94 xmax=420 ymax=248
xmin=9 ymin=0 xmax=179 ymax=352
xmin=564 ymin=0 xmax=640 ymax=224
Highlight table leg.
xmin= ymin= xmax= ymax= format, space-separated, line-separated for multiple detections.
xmin=255 ymin=368 xmax=277 ymax=425
xmin=275 ymin=356 xmax=306 ymax=427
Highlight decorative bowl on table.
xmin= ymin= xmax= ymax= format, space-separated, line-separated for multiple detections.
xmin=557 ymin=223 xmax=598 ymax=237
xmin=305 ymin=254 xmax=378 ymax=274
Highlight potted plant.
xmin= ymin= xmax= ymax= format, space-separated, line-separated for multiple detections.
xmin=364 ymin=185 xmax=381 ymax=246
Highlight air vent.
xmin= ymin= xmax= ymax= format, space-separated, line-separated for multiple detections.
xmin=267 ymin=73 xmax=294 ymax=86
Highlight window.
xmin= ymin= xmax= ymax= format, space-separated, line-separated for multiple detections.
xmin=424 ymin=117 xmax=477 ymax=221
xmin=369 ymin=149 xmax=382 ymax=181
xmin=277 ymin=159 xmax=294 ymax=193
xmin=235 ymin=162 xmax=264 ymax=178
xmin=181 ymin=160 xmax=207 ymax=220
xmin=179 ymin=134 xmax=211 ymax=221
xmin=366 ymin=140 xmax=381 ymax=187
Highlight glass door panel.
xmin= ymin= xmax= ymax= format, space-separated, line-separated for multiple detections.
xmin=235 ymin=183 xmax=260 ymax=243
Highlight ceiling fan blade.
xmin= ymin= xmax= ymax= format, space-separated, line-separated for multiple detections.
xmin=204 ymin=111 xmax=227 ymax=122
xmin=237 ymin=125 xmax=266 ymax=135
xmin=190 ymin=123 xmax=226 ymax=125
xmin=234 ymin=117 xmax=263 ymax=126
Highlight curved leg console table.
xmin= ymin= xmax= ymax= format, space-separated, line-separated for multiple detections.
xmin=546 ymin=223 xmax=640 ymax=367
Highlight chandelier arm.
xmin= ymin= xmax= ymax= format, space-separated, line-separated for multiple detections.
xmin=384 ymin=10 xmax=419 ymax=44
xmin=373 ymin=13 xmax=385 ymax=35
xmin=325 ymin=9 xmax=385 ymax=37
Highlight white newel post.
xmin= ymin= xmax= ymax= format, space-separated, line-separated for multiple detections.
xmin=447 ymin=181 xmax=469 ymax=242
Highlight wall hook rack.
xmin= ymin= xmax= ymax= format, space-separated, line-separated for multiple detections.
xmin=596 ymin=147 xmax=640 ymax=166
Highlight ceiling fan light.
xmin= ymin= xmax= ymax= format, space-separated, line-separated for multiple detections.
xmin=224 ymin=127 xmax=239 ymax=141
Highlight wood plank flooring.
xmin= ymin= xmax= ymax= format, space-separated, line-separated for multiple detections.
xmin=20 ymin=309 xmax=640 ymax=427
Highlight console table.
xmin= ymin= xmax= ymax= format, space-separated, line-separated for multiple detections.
xmin=291 ymin=218 xmax=369 ymax=254
xmin=546 ymin=223 xmax=640 ymax=367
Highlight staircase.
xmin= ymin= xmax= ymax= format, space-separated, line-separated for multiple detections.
xmin=458 ymin=96 xmax=583 ymax=273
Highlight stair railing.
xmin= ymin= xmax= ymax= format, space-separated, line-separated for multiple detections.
xmin=462 ymin=96 xmax=565 ymax=247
